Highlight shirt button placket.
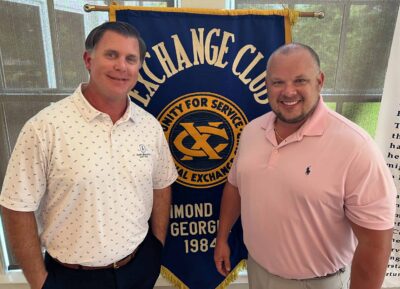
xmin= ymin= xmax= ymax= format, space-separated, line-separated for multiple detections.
xmin=267 ymin=148 xmax=279 ymax=167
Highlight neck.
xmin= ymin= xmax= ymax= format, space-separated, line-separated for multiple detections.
xmin=82 ymin=84 xmax=127 ymax=123
xmin=274 ymin=119 xmax=305 ymax=144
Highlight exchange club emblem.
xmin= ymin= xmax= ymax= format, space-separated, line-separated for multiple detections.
xmin=158 ymin=92 xmax=248 ymax=188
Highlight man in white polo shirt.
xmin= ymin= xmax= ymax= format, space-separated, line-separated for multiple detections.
xmin=0 ymin=22 xmax=177 ymax=289
xmin=214 ymin=43 xmax=396 ymax=289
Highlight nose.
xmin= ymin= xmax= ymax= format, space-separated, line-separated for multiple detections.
xmin=114 ymin=58 xmax=127 ymax=72
xmin=282 ymin=83 xmax=297 ymax=97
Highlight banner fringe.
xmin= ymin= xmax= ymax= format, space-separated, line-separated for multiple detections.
xmin=215 ymin=259 xmax=247 ymax=289
xmin=160 ymin=260 xmax=247 ymax=289
xmin=161 ymin=266 xmax=190 ymax=289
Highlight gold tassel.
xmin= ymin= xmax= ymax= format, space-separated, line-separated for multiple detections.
xmin=160 ymin=259 xmax=247 ymax=289
xmin=215 ymin=259 xmax=247 ymax=289
xmin=161 ymin=266 xmax=190 ymax=289
xmin=285 ymin=8 xmax=300 ymax=26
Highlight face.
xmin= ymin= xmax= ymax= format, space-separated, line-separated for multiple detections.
xmin=83 ymin=30 xmax=141 ymax=102
xmin=266 ymin=49 xmax=324 ymax=125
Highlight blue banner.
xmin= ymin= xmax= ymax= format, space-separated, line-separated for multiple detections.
xmin=113 ymin=6 xmax=292 ymax=289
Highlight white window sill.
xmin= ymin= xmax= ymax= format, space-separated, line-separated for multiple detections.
xmin=0 ymin=271 xmax=249 ymax=288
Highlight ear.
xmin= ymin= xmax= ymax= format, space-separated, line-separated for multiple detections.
xmin=317 ymin=71 xmax=325 ymax=89
xmin=83 ymin=51 xmax=92 ymax=71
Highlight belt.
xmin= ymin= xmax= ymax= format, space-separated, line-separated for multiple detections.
xmin=53 ymin=248 xmax=138 ymax=270
xmin=311 ymin=267 xmax=346 ymax=280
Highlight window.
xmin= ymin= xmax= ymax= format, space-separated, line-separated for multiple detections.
xmin=0 ymin=2 xmax=48 ymax=89
xmin=54 ymin=9 xmax=87 ymax=88
xmin=232 ymin=0 xmax=399 ymax=136
xmin=120 ymin=0 xmax=174 ymax=6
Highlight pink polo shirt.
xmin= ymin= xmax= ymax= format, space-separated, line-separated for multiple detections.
xmin=228 ymin=97 xmax=396 ymax=279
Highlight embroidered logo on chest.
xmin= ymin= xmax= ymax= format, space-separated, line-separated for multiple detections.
xmin=137 ymin=144 xmax=151 ymax=158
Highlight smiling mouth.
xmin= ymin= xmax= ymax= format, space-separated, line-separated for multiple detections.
xmin=280 ymin=100 xmax=301 ymax=106
xmin=108 ymin=75 xmax=128 ymax=82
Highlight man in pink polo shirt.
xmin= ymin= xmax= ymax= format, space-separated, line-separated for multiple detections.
xmin=214 ymin=43 xmax=396 ymax=289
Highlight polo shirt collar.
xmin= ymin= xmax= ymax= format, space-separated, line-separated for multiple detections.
xmin=262 ymin=96 xmax=328 ymax=144
xmin=121 ymin=98 xmax=136 ymax=123
xmin=297 ymin=96 xmax=327 ymax=137
xmin=73 ymin=83 xmax=135 ymax=123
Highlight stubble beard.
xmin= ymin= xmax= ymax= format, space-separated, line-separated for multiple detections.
xmin=273 ymin=98 xmax=319 ymax=125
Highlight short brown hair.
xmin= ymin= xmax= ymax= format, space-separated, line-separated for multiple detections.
xmin=85 ymin=21 xmax=147 ymax=63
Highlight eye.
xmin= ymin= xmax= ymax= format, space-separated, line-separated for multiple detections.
xmin=105 ymin=51 xmax=117 ymax=58
xmin=294 ymin=78 xmax=307 ymax=84
xmin=271 ymin=80 xmax=283 ymax=87
xmin=126 ymin=56 xmax=138 ymax=64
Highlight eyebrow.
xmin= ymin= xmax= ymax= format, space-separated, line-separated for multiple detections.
xmin=294 ymin=74 xmax=309 ymax=79
xmin=127 ymin=54 xmax=138 ymax=58
xmin=103 ymin=49 xmax=138 ymax=58
xmin=104 ymin=49 xmax=118 ymax=54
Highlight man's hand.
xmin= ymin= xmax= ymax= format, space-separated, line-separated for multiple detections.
xmin=32 ymin=272 xmax=48 ymax=289
xmin=214 ymin=181 xmax=241 ymax=276
xmin=214 ymin=238 xmax=231 ymax=276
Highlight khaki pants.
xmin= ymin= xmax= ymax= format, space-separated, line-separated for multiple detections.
xmin=247 ymin=255 xmax=350 ymax=289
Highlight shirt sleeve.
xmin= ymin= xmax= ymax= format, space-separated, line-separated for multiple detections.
xmin=152 ymin=125 xmax=178 ymax=189
xmin=227 ymin=153 xmax=239 ymax=187
xmin=227 ymin=131 xmax=244 ymax=188
xmin=0 ymin=120 xmax=47 ymax=211
xmin=344 ymin=139 xmax=396 ymax=230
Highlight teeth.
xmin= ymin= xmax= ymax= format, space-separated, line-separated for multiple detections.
xmin=282 ymin=100 xmax=299 ymax=106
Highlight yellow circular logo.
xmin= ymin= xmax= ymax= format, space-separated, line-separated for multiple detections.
xmin=158 ymin=92 xmax=248 ymax=188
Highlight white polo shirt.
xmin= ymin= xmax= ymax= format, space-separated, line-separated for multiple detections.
xmin=228 ymin=97 xmax=396 ymax=279
xmin=0 ymin=85 xmax=178 ymax=266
